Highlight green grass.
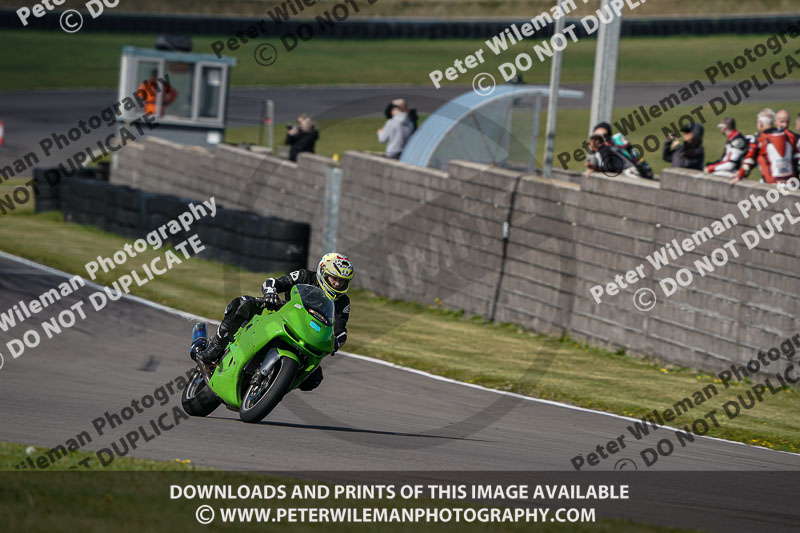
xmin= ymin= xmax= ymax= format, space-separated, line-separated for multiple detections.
xmin=1 ymin=211 xmax=799 ymax=455
xmin=0 ymin=30 xmax=790 ymax=90
xmin=0 ymin=442 xmax=203 ymax=471
xmin=0 ymin=178 xmax=35 ymax=214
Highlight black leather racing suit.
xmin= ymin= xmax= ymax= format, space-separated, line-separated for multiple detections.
xmin=210 ymin=270 xmax=350 ymax=391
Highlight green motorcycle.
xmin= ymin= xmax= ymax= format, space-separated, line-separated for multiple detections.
xmin=181 ymin=284 xmax=335 ymax=424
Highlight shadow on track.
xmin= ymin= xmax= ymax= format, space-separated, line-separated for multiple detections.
xmin=206 ymin=417 xmax=490 ymax=442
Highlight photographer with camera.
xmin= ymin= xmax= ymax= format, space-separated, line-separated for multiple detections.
xmin=285 ymin=114 xmax=319 ymax=162
xmin=663 ymin=123 xmax=705 ymax=171
xmin=585 ymin=122 xmax=654 ymax=180
xmin=378 ymin=100 xmax=414 ymax=159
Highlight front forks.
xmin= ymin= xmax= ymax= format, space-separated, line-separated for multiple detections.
xmin=196 ymin=360 xmax=215 ymax=384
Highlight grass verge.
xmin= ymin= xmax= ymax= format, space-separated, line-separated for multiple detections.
xmin=0 ymin=31 xmax=787 ymax=90
xmin=0 ymin=211 xmax=799 ymax=454
xmin=0 ymin=442 xmax=202 ymax=471
xmin=0 ymin=178 xmax=35 ymax=214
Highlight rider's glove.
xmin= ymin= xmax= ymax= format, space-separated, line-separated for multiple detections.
xmin=333 ymin=331 xmax=347 ymax=354
xmin=262 ymin=286 xmax=281 ymax=309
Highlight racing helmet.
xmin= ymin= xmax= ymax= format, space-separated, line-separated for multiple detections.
xmin=316 ymin=253 xmax=354 ymax=300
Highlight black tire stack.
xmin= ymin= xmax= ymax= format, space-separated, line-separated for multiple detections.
xmin=58 ymin=176 xmax=310 ymax=274
xmin=32 ymin=168 xmax=61 ymax=213
xmin=33 ymin=165 xmax=109 ymax=214
xmin=197 ymin=208 xmax=310 ymax=273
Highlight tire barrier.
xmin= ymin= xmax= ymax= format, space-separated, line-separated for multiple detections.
xmin=55 ymin=175 xmax=310 ymax=274
xmin=1 ymin=11 xmax=796 ymax=38
xmin=33 ymin=164 xmax=109 ymax=215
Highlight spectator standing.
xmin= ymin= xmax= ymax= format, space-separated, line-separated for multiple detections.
xmin=704 ymin=117 xmax=747 ymax=178
xmin=285 ymin=114 xmax=319 ymax=162
xmin=385 ymin=98 xmax=419 ymax=132
xmin=378 ymin=101 xmax=414 ymax=159
xmin=731 ymin=108 xmax=799 ymax=186
xmin=663 ymin=123 xmax=704 ymax=171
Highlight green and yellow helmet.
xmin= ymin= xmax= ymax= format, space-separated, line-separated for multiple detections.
xmin=316 ymin=253 xmax=354 ymax=300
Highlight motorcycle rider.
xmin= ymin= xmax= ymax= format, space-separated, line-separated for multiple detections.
xmin=704 ymin=118 xmax=748 ymax=178
xmin=731 ymin=108 xmax=800 ymax=186
xmin=195 ymin=253 xmax=354 ymax=391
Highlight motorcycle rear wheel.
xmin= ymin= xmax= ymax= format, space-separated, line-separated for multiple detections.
xmin=182 ymin=368 xmax=222 ymax=417
xmin=239 ymin=357 xmax=298 ymax=423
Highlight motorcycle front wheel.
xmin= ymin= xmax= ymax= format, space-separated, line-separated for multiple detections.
xmin=239 ymin=357 xmax=298 ymax=423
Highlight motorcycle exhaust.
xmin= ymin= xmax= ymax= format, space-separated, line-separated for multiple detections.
xmin=190 ymin=322 xmax=208 ymax=357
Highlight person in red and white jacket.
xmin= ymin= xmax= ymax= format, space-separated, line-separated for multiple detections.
xmin=705 ymin=118 xmax=748 ymax=178
xmin=731 ymin=109 xmax=800 ymax=186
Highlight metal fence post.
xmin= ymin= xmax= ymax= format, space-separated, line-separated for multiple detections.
xmin=543 ymin=1 xmax=567 ymax=178
xmin=322 ymin=158 xmax=342 ymax=253
xmin=589 ymin=0 xmax=622 ymax=133
xmin=266 ymin=99 xmax=275 ymax=151
xmin=528 ymin=93 xmax=542 ymax=173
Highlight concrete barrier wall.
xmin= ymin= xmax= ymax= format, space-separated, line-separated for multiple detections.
xmin=111 ymin=138 xmax=800 ymax=376
xmin=565 ymin=169 xmax=800 ymax=376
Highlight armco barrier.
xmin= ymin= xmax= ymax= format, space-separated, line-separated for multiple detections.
xmin=2 ymin=11 xmax=797 ymax=38
xmin=56 ymin=175 xmax=309 ymax=274
xmin=110 ymin=137 xmax=800 ymax=380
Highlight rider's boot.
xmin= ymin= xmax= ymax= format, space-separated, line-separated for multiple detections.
xmin=195 ymin=296 xmax=256 ymax=365
xmin=196 ymin=333 xmax=226 ymax=364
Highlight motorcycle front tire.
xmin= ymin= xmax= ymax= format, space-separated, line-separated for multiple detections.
xmin=239 ymin=357 xmax=298 ymax=424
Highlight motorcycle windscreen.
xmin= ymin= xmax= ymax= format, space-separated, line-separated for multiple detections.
xmin=295 ymin=284 xmax=334 ymax=326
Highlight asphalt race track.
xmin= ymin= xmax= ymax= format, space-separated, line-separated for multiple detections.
xmin=2 ymin=252 xmax=800 ymax=530
xmin=2 ymin=251 xmax=800 ymax=472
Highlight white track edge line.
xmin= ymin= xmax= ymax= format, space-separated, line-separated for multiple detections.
xmin=2 ymin=249 xmax=799 ymax=458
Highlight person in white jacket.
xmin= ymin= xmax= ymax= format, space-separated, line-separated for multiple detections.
xmin=378 ymin=100 xmax=414 ymax=159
